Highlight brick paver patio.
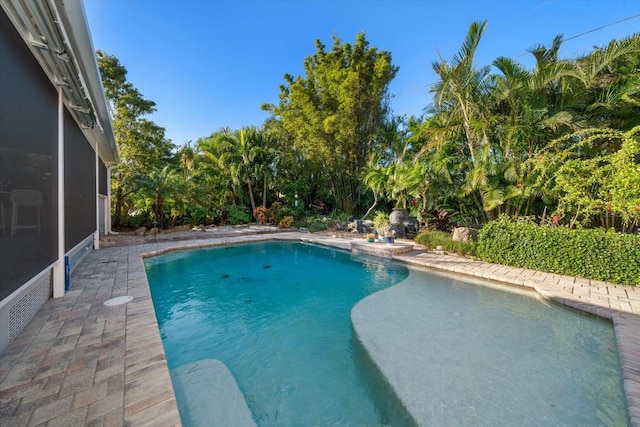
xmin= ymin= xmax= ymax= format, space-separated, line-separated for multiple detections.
xmin=0 ymin=229 xmax=638 ymax=426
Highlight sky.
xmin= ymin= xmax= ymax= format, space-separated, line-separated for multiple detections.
xmin=83 ymin=0 xmax=640 ymax=147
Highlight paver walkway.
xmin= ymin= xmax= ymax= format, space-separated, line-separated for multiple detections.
xmin=0 ymin=229 xmax=638 ymax=426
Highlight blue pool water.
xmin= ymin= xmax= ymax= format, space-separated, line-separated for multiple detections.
xmin=145 ymin=241 xmax=409 ymax=426
xmin=145 ymin=241 xmax=627 ymax=426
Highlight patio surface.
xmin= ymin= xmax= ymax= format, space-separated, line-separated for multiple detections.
xmin=0 ymin=227 xmax=638 ymax=426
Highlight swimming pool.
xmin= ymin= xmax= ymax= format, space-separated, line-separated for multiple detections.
xmin=145 ymin=241 xmax=627 ymax=426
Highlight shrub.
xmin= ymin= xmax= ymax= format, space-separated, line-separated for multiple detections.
xmin=127 ymin=212 xmax=150 ymax=229
xmin=269 ymin=201 xmax=283 ymax=224
xmin=372 ymin=211 xmax=389 ymax=229
xmin=185 ymin=206 xmax=216 ymax=226
xmin=428 ymin=208 xmax=455 ymax=232
xmin=292 ymin=217 xmax=311 ymax=229
xmin=477 ymin=216 xmax=640 ymax=286
xmin=227 ymin=205 xmax=251 ymax=225
xmin=307 ymin=221 xmax=327 ymax=233
xmin=216 ymin=207 xmax=229 ymax=226
xmin=328 ymin=209 xmax=351 ymax=221
xmin=278 ymin=216 xmax=294 ymax=228
xmin=415 ymin=231 xmax=476 ymax=257
xmin=281 ymin=203 xmax=305 ymax=220
xmin=372 ymin=211 xmax=392 ymax=236
xmin=254 ymin=205 xmax=270 ymax=224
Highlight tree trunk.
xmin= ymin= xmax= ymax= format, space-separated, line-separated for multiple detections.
xmin=361 ymin=193 xmax=378 ymax=220
xmin=154 ymin=196 xmax=166 ymax=227
xmin=262 ymin=175 xmax=267 ymax=207
xmin=472 ymin=191 xmax=487 ymax=222
xmin=247 ymin=180 xmax=256 ymax=219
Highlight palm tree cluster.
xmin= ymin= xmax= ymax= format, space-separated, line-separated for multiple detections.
xmin=368 ymin=21 xmax=640 ymax=232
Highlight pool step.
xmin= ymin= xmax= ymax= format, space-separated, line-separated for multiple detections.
xmin=171 ymin=359 xmax=257 ymax=427
xmin=351 ymin=240 xmax=414 ymax=258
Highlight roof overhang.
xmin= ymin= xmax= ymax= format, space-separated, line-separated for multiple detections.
xmin=1 ymin=0 xmax=119 ymax=164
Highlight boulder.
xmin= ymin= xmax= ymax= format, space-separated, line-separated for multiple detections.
xmin=452 ymin=227 xmax=478 ymax=243
xmin=134 ymin=226 xmax=147 ymax=236
xmin=389 ymin=209 xmax=410 ymax=238
xmin=391 ymin=223 xmax=405 ymax=238
xmin=403 ymin=217 xmax=420 ymax=236
xmin=350 ymin=219 xmax=365 ymax=233
xmin=389 ymin=208 xmax=409 ymax=225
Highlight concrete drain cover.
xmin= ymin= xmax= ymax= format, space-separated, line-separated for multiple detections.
xmin=104 ymin=296 xmax=133 ymax=306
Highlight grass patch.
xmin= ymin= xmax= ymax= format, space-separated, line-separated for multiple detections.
xmin=415 ymin=231 xmax=476 ymax=257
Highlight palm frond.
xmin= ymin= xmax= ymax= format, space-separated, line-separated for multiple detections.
xmin=585 ymin=33 xmax=640 ymax=83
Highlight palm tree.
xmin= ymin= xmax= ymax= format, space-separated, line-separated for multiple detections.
xmin=136 ymin=165 xmax=179 ymax=227
xmin=176 ymin=142 xmax=196 ymax=180
xmin=214 ymin=126 xmax=282 ymax=218
xmin=487 ymin=34 xmax=587 ymax=218
xmin=251 ymin=129 xmax=278 ymax=208
xmin=578 ymin=33 xmax=640 ymax=130
xmin=430 ymin=20 xmax=496 ymax=219
xmin=431 ymin=21 xmax=491 ymax=166
xmin=217 ymin=127 xmax=259 ymax=214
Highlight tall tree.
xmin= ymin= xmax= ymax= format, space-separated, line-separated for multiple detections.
xmin=264 ymin=32 xmax=398 ymax=214
xmin=97 ymin=51 xmax=174 ymax=227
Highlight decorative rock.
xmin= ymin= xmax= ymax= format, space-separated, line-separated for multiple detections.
xmin=390 ymin=209 xmax=411 ymax=238
xmin=149 ymin=227 xmax=159 ymax=235
xmin=391 ymin=223 xmax=405 ymax=239
xmin=452 ymin=227 xmax=478 ymax=242
xmin=389 ymin=208 xmax=409 ymax=225
xmin=134 ymin=226 xmax=147 ymax=236
xmin=403 ymin=217 xmax=420 ymax=236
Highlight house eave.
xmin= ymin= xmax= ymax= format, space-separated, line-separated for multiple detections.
xmin=1 ymin=0 xmax=119 ymax=164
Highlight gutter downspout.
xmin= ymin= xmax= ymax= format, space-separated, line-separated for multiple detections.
xmin=53 ymin=89 xmax=65 ymax=298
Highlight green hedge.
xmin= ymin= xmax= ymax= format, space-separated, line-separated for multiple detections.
xmin=477 ymin=217 xmax=640 ymax=286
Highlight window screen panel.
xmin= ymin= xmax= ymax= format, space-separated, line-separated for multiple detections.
xmin=99 ymin=159 xmax=107 ymax=196
xmin=64 ymin=109 xmax=96 ymax=251
xmin=0 ymin=9 xmax=58 ymax=301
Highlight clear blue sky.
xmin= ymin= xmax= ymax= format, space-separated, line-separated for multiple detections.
xmin=83 ymin=0 xmax=640 ymax=146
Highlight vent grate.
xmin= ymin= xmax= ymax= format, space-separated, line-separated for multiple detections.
xmin=8 ymin=272 xmax=51 ymax=343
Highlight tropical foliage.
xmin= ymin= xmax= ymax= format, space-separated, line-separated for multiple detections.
xmin=406 ymin=22 xmax=640 ymax=231
xmin=99 ymin=27 xmax=640 ymax=236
